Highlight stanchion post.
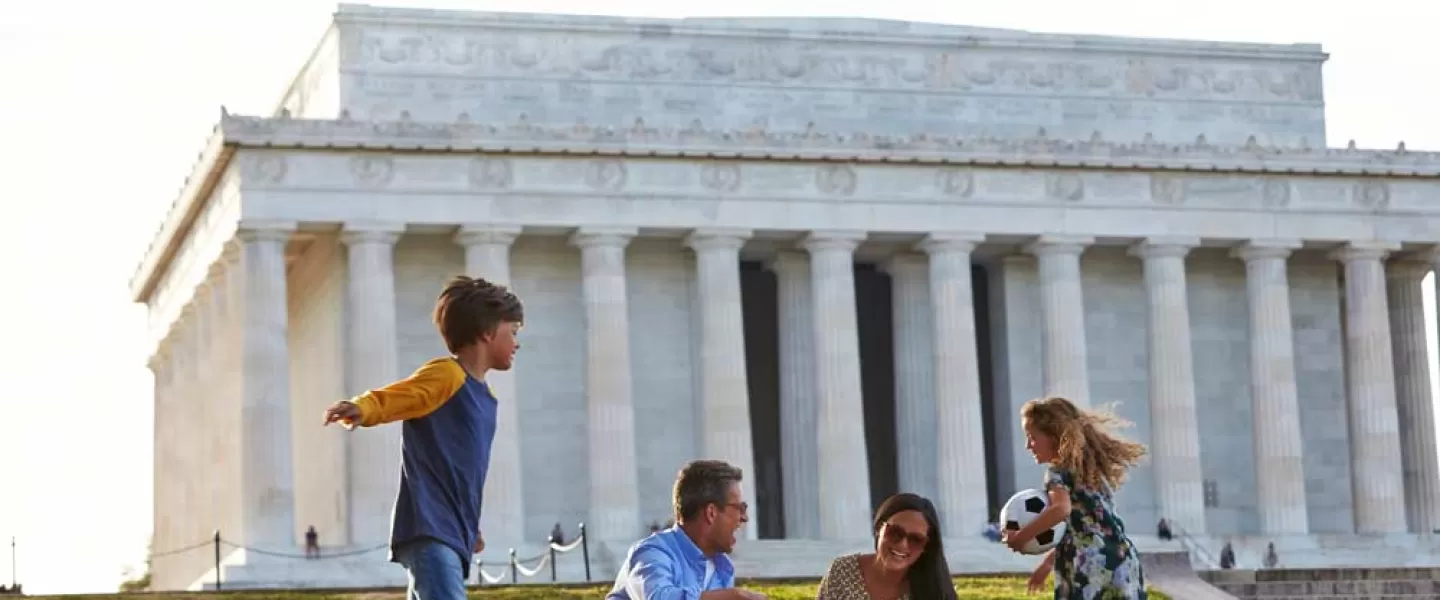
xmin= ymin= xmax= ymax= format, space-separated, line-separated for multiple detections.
xmin=579 ymin=522 xmax=590 ymax=582
xmin=212 ymin=530 xmax=222 ymax=591
xmin=548 ymin=540 xmax=557 ymax=582
xmin=508 ymin=548 xmax=517 ymax=585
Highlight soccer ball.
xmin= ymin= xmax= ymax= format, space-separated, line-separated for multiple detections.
xmin=999 ymin=488 xmax=1067 ymax=555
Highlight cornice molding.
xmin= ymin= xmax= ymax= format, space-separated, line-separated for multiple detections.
xmin=217 ymin=114 xmax=1440 ymax=178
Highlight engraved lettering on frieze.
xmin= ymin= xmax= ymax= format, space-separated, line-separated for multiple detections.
xmin=350 ymin=155 xmax=395 ymax=188
xmin=1354 ymin=181 xmax=1391 ymax=210
xmin=699 ymin=163 xmax=741 ymax=193
xmin=240 ymin=153 xmax=287 ymax=184
xmin=1150 ymin=175 xmax=1187 ymax=205
xmin=347 ymin=30 xmax=1319 ymax=102
xmin=468 ymin=157 xmax=513 ymax=190
xmin=935 ymin=168 xmax=974 ymax=198
xmin=1262 ymin=179 xmax=1291 ymax=209
xmin=815 ymin=164 xmax=858 ymax=197
xmin=1045 ymin=172 xmax=1084 ymax=203
xmin=584 ymin=159 xmax=628 ymax=191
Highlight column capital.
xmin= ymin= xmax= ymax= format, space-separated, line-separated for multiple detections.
xmin=802 ymin=230 xmax=867 ymax=253
xmin=1128 ymin=237 xmax=1200 ymax=260
xmin=685 ymin=228 xmax=752 ymax=253
xmin=765 ymin=250 xmax=809 ymax=274
xmin=1232 ymin=239 xmax=1302 ymax=261
xmin=569 ymin=226 xmax=637 ymax=249
xmin=880 ymin=252 xmax=927 ymax=275
xmin=1023 ymin=235 xmax=1094 ymax=257
xmin=236 ymin=220 xmax=297 ymax=244
xmin=454 ymin=224 xmax=522 ymax=247
xmin=917 ymin=232 xmax=985 ymax=255
xmin=1330 ymin=240 xmax=1402 ymax=264
xmin=340 ymin=221 xmax=405 ymax=246
xmin=1387 ymin=258 xmax=1432 ymax=280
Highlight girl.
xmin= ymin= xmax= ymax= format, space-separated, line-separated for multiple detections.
xmin=1002 ymin=396 xmax=1149 ymax=599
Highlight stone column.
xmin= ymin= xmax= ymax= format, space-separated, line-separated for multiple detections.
xmin=339 ymin=221 xmax=404 ymax=545
xmin=768 ymin=251 xmax=820 ymax=540
xmin=1331 ymin=241 xmax=1407 ymax=533
xmin=882 ymin=253 xmax=936 ymax=500
xmin=1131 ymin=238 xmax=1207 ymax=534
xmin=1024 ymin=236 xmax=1092 ymax=406
xmin=456 ymin=224 xmax=527 ymax=548
xmin=920 ymin=233 xmax=991 ymax=536
xmin=148 ymin=341 xmax=173 ymax=558
xmin=571 ymin=227 xmax=641 ymax=541
xmin=803 ymin=230 xmax=873 ymax=540
xmin=686 ymin=228 xmax=759 ymax=540
xmin=177 ymin=306 xmax=198 ymax=548
xmin=1389 ymin=257 xmax=1440 ymax=533
xmin=1233 ymin=240 xmax=1309 ymax=534
xmin=236 ymin=221 xmax=299 ymax=549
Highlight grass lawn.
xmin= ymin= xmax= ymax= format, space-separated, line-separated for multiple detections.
xmin=49 ymin=577 xmax=1169 ymax=599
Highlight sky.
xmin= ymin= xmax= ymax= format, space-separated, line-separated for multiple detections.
xmin=0 ymin=0 xmax=1437 ymax=594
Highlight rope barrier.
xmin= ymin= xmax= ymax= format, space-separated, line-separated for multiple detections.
xmin=142 ymin=523 xmax=594 ymax=588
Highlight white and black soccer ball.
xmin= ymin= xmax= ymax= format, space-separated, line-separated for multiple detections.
xmin=999 ymin=488 xmax=1067 ymax=555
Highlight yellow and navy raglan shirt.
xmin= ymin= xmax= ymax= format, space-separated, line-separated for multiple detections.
xmin=352 ymin=356 xmax=498 ymax=575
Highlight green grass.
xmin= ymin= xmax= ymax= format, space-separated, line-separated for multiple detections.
xmin=35 ymin=576 xmax=1169 ymax=599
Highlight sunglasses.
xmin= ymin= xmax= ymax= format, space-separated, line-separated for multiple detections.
xmin=881 ymin=522 xmax=928 ymax=549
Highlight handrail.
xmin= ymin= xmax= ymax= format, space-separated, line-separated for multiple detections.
xmin=1166 ymin=520 xmax=1219 ymax=570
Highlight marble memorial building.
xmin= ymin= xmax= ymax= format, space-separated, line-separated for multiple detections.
xmin=134 ymin=4 xmax=1440 ymax=590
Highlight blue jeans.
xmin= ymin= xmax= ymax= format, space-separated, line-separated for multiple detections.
xmin=395 ymin=538 xmax=467 ymax=600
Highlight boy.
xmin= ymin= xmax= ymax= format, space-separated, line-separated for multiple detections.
xmin=323 ymin=275 xmax=523 ymax=600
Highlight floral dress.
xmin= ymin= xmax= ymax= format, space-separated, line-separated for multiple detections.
xmin=1045 ymin=467 xmax=1147 ymax=600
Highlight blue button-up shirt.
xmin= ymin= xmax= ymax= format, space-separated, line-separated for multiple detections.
xmin=606 ymin=525 xmax=736 ymax=600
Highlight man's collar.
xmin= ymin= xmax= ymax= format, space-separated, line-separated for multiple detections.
xmin=670 ymin=524 xmax=734 ymax=573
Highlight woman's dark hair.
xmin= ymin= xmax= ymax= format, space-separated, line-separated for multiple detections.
xmin=872 ymin=493 xmax=957 ymax=600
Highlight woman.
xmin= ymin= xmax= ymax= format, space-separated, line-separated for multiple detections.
xmin=816 ymin=493 xmax=957 ymax=600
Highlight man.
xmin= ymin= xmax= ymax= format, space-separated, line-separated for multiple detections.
xmin=607 ymin=460 xmax=767 ymax=600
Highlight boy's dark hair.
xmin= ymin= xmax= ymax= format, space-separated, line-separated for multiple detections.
xmin=432 ymin=275 xmax=524 ymax=353
xmin=672 ymin=460 xmax=743 ymax=522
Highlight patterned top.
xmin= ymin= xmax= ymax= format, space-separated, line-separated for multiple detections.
xmin=817 ymin=553 xmax=911 ymax=600
xmin=1045 ymin=466 xmax=1148 ymax=600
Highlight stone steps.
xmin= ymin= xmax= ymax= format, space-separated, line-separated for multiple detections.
xmin=1202 ymin=567 xmax=1440 ymax=600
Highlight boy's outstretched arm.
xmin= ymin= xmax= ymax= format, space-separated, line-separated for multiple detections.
xmin=326 ymin=358 xmax=468 ymax=427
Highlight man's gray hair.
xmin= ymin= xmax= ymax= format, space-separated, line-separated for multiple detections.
xmin=672 ymin=459 xmax=744 ymax=522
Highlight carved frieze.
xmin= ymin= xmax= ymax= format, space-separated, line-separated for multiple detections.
xmin=1151 ymin=175 xmax=1188 ymax=205
xmin=240 ymin=153 xmax=287 ymax=184
xmin=350 ymin=155 xmax=394 ymax=188
xmin=699 ymin=162 xmax=741 ymax=193
xmin=468 ymin=157 xmax=513 ymax=190
xmin=347 ymin=28 xmax=1323 ymax=104
xmin=584 ymin=159 xmax=627 ymax=191
xmin=1262 ymin=179 xmax=1291 ymax=209
xmin=1045 ymin=172 xmax=1085 ymax=202
xmin=1354 ymin=181 xmax=1391 ymax=210
xmin=935 ymin=168 xmax=975 ymax=198
xmin=815 ymin=164 xmax=858 ymax=196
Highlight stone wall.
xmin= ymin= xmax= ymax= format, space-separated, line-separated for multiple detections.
xmin=311 ymin=5 xmax=1328 ymax=146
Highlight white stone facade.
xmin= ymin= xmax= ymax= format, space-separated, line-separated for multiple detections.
xmin=134 ymin=5 xmax=1440 ymax=590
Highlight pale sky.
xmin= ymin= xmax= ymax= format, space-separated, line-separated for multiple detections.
xmin=1 ymin=0 xmax=1437 ymax=594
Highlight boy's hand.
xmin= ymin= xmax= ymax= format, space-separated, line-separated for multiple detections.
xmin=474 ymin=531 xmax=485 ymax=553
xmin=323 ymin=401 xmax=362 ymax=429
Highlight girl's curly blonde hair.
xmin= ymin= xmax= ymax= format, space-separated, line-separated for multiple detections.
xmin=1021 ymin=396 xmax=1148 ymax=492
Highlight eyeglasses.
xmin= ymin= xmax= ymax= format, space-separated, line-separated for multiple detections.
xmin=721 ymin=501 xmax=749 ymax=516
xmin=881 ymin=522 xmax=928 ymax=548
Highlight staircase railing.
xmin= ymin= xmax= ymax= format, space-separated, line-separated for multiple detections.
xmin=1166 ymin=520 xmax=1220 ymax=570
